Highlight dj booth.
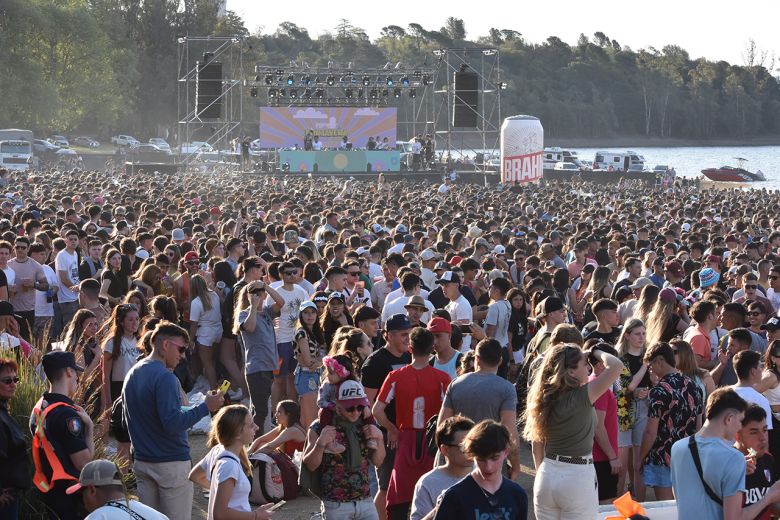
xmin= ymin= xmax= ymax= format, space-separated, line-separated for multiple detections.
xmin=279 ymin=150 xmax=401 ymax=173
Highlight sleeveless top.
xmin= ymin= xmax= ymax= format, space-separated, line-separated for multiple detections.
xmin=763 ymin=372 xmax=780 ymax=420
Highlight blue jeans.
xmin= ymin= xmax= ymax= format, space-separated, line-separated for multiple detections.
xmin=643 ymin=463 xmax=672 ymax=488
xmin=321 ymin=498 xmax=378 ymax=520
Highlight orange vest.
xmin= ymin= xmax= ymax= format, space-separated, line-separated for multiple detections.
xmin=31 ymin=399 xmax=80 ymax=493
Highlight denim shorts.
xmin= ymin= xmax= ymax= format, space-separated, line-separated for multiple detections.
xmin=643 ymin=463 xmax=672 ymax=488
xmin=276 ymin=341 xmax=297 ymax=376
xmin=294 ymin=368 xmax=321 ymax=396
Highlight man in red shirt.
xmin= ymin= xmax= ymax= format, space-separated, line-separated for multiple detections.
xmin=373 ymin=327 xmax=451 ymax=520
xmin=684 ymin=300 xmax=718 ymax=370
xmin=589 ymin=344 xmax=620 ymax=504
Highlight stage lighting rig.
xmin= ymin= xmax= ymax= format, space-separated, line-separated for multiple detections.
xmin=286 ymin=74 xmax=294 ymax=85
xmin=250 ymin=87 xmax=258 ymax=97
xmin=362 ymin=75 xmax=371 ymax=86
xmin=393 ymin=88 xmax=401 ymax=98
xmin=326 ymin=75 xmax=335 ymax=86
xmin=409 ymin=88 xmax=417 ymax=98
xmin=386 ymin=76 xmax=394 ymax=86
xmin=400 ymin=76 xmax=410 ymax=87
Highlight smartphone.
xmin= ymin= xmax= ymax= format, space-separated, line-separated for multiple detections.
xmin=268 ymin=500 xmax=286 ymax=511
xmin=219 ymin=380 xmax=231 ymax=394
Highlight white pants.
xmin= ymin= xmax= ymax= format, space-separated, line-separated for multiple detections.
xmin=534 ymin=457 xmax=598 ymax=520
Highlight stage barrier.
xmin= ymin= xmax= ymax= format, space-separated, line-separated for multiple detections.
xmin=279 ymin=150 xmax=401 ymax=172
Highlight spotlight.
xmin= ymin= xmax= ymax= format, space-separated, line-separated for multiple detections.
xmin=289 ymin=89 xmax=298 ymax=98
xmin=345 ymin=88 xmax=353 ymax=98
xmin=422 ymin=75 xmax=431 ymax=85
xmin=264 ymin=74 xmax=274 ymax=85
xmin=269 ymin=88 xmax=277 ymax=98
xmin=250 ymin=87 xmax=258 ymax=97
xmin=282 ymin=162 xmax=290 ymax=172
xmin=386 ymin=76 xmax=393 ymax=86
xmin=499 ymin=82 xmax=508 ymax=90
xmin=413 ymin=70 xmax=422 ymax=78
xmin=409 ymin=88 xmax=417 ymax=98
xmin=315 ymin=89 xmax=325 ymax=99
xmin=370 ymin=89 xmax=378 ymax=99
xmin=400 ymin=76 xmax=409 ymax=87
xmin=287 ymin=74 xmax=294 ymax=85
xmin=326 ymin=75 xmax=335 ymax=86
xmin=393 ymin=88 xmax=401 ymax=98
xmin=362 ymin=76 xmax=371 ymax=86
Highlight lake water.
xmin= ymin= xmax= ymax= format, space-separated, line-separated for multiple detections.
xmin=574 ymin=146 xmax=780 ymax=189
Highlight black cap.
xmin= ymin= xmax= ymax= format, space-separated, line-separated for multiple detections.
xmin=42 ymin=351 xmax=84 ymax=380
xmin=385 ymin=313 xmax=413 ymax=331
xmin=0 ymin=301 xmax=14 ymax=317
xmin=762 ymin=317 xmax=780 ymax=332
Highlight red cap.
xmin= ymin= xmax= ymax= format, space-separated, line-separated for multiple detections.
xmin=427 ymin=317 xmax=452 ymax=334
xmin=184 ymin=251 xmax=199 ymax=261
xmin=210 ymin=206 xmax=221 ymax=216
xmin=707 ymin=254 xmax=721 ymax=264
xmin=448 ymin=255 xmax=463 ymax=266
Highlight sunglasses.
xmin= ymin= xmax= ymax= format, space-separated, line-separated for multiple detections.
xmin=344 ymin=405 xmax=366 ymax=413
xmin=118 ymin=304 xmax=137 ymax=311
xmin=186 ymin=260 xmax=199 ymax=266
xmin=283 ymin=271 xmax=297 ymax=276
xmin=748 ymin=311 xmax=764 ymax=317
xmin=0 ymin=376 xmax=19 ymax=385
xmin=347 ymin=272 xmax=359 ymax=276
xmin=745 ymin=285 xmax=757 ymax=290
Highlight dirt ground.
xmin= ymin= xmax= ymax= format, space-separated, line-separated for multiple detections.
xmin=188 ymin=434 xmax=541 ymax=520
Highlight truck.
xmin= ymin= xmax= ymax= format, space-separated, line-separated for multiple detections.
xmin=0 ymin=129 xmax=34 ymax=171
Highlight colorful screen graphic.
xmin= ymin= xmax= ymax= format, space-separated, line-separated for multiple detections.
xmin=259 ymin=107 xmax=397 ymax=149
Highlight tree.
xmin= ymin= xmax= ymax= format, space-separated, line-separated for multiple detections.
xmin=442 ymin=17 xmax=466 ymax=41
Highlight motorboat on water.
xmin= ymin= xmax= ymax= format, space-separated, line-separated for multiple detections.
xmin=701 ymin=158 xmax=765 ymax=182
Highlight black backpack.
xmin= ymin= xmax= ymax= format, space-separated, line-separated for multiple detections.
xmin=514 ymin=331 xmax=551 ymax=417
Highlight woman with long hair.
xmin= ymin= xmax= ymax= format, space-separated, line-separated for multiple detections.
xmin=645 ymin=288 xmax=688 ymax=345
xmin=614 ymin=318 xmax=651 ymax=500
xmin=189 ymin=274 xmax=223 ymax=390
xmin=213 ymin=260 xmax=248 ymax=401
xmin=572 ymin=264 xmax=595 ymax=328
xmin=759 ymin=340 xmax=780 ymax=459
xmin=632 ymin=284 xmax=661 ymax=325
xmin=671 ymin=338 xmax=714 ymax=400
xmin=100 ymin=303 xmax=141 ymax=413
xmin=320 ymin=292 xmax=353 ymax=351
xmin=294 ymin=301 xmax=325 ymax=428
xmin=132 ymin=264 xmax=164 ymax=299
xmin=588 ymin=266 xmax=613 ymax=301
xmin=189 ymin=405 xmax=275 ymax=520
xmin=99 ymin=248 xmax=130 ymax=307
xmin=61 ymin=309 xmax=101 ymax=380
xmin=523 ymin=343 xmax=623 ymax=519
xmin=507 ymin=288 xmax=529 ymax=363
xmin=329 ymin=326 xmax=373 ymax=370
xmin=249 ymin=400 xmax=306 ymax=456
xmin=149 ymin=295 xmax=178 ymax=322
xmin=0 ymin=358 xmax=30 ymax=518
xmin=122 ymin=290 xmax=150 ymax=321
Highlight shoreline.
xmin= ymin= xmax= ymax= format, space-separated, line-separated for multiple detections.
xmin=546 ymin=135 xmax=780 ymax=148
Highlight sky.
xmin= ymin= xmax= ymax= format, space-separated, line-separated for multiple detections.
xmin=226 ymin=0 xmax=778 ymax=67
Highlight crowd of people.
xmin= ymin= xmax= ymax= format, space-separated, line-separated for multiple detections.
xmin=0 ymin=164 xmax=779 ymax=519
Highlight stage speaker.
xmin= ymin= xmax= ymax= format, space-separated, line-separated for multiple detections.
xmin=452 ymin=70 xmax=478 ymax=127
xmin=196 ymin=59 xmax=223 ymax=119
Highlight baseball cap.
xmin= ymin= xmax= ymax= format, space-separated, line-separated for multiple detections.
xmin=448 ymin=255 xmax=463 ymax=266
xmin=171 ymin=228 xmax=185 ymax=241
xmin=761 ymin=317 xmax=780 ymax=331
xmin=42 ymin=351 xmax=84 ymax=379
xmin=355 ymin=246 xmax=369 ymax=256
xmin=403 ymin=295 xmax=427 ymax=309
xmin=659 ymin=287 xmax=678 ymax=303
xmin=629 ymin=277 xmax=653 ymax=290
xmin=493 ymin=245 xmax=506 ymax=255
xmin=283 ymin=230 xmax=299 ymax=243
xmin=427 ymin=316 xmax=452 ymax=334
xmin=66 ymin=459 xmax=123 ymax=495
xmin=337 ymin=380 xmax=371 ymax=408
xmin=385 ymin=313 xmax=413 ymax=331
xmin=474 ymin=238 xmax=490 ymax=249
xmin=0 ymin=301 xmax=14 ymax=317
xmin=312 ymin=291 xmax=329 ymax=303
xmin=371 ymin=223 xmax=384 ymax=234
xmin=328 ymin=291 xmax=346 ymax=303
xmin=395 ymin=224 xmax=408 ymax=234
xmin=299 ymin=301 xmax=317 ymax=313
xmin=664 ymin=260 xmax=684 ymax=278
xmin=699 ymin=267 xmax=720 ymax=288
xmin=420 ymin=248 xmax=440 ymax=261
xmin=707 ymin=254 xmax=722 ymax=264
xmin=184 ymin=251 xmax=199 ymax=262
xmin=435 ymin=271 xmax=461 ymax=285
xmin=536 ymin=296 xmax=564 ymax=318
xmin=434 ymin=261 xmax=449 ymax=271
xmin=540 ymin=243 xmax=554 ymax=254
xmin=209 ymin=206 xmax=221 ymax=216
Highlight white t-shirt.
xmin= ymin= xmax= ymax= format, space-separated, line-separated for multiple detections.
xmin=369 ymin=262 xmax=383 ymax=280
xmin=732 ymin=386 xmax=774 ymax=430
xmin=270 ymin=284 xmax=308 ymax=343
xmin=86 ymin=499 xmax=169 ymax=519
xmin=198 ymin=445 xmax=252 ymax=520
xmin=446 ymin=295 xmax=473 ymax=351
xmin=485 ymin=300 xmax=511 ymax=348
xmin=190 ymin=293 xmax=222 ymax=329
xmin=381 ymin=295 xmax=435 ymax=325
xmin=343 ymin=286 xmax=372 ymax=308
xmin=767 ymin=288 xmax=780 ymax=313
xmin=384 ymin=288 xmax=430 ymax=308
xmin=1 ymin=267 xmax=14 ymax=288
xmin=103 ymin=336 xmax=141 ymax=382
xmin=35 ymin=264 xmax=58 ymax=317
xmin=55 ymin=249 xmax=80 ymax=303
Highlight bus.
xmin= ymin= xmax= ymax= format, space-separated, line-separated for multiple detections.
xmin=0 ymin=129 xmax=34 ymax=171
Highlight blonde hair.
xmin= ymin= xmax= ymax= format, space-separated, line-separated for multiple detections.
xmin=523 ymin=344 xmax=584 ymax=443
xmin=617 ymin=318 xmax=646 ymax=357
xmin=207 ymin=405 xmax=252 ymax=477
xmin=645 ymin=298 xmax=676 ymax=346
xmin=232 ymin=284 xmax=252 ymax=336
xmin=189 ymin=274 xmax=213 ymax=312
xmin=587 ymin=266 xmax=612 ymax=300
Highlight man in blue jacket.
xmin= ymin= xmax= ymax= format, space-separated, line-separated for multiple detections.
xmin=123 ymin=321 xmax=224 ymax=520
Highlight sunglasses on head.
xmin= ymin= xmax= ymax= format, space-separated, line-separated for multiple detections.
xmin=344 ymin=405 xmax=366 ymax=413
xmin=0 ymin=376 xmax=19 ymax=385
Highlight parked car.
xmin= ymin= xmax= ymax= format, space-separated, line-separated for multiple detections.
xmin=49 ymin=135 xmax=69 ymax=148
xmin=148 ymin=138 xmax=171 ymax=152
xmin=553 ymin=161 xmax=581 ymax=171
xmin=128 ymin=144 xmax=171 ymax=156
xmin=33 ymin=139 xmax=60 ymax=154
xmin=627 ymin=163 xmax=648 ymax=173
xmin=111 ymin=135 xmax=140 ymax=147
xmin=180 ymin=141 xmax=214 ymax=154
xmin=72 ymin=136 xmax=100 ymax=148
xmin=652 ymin=164 xmax=670 ymax=174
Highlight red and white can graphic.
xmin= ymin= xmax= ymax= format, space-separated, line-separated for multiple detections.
xmin=501 ymin=115 xmax=544 ymax=183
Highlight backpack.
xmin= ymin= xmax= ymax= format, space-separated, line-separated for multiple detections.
xmin=248 ymin=451 xmax=300 ymax=505
xmin=514 ymin=330 xmax=551 ymax=417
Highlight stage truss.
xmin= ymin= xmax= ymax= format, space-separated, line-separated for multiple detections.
xmin=176 ymin=36 xmax=245 ymax=164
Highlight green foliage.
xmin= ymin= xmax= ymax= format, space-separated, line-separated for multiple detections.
xmin=2 ymin=7 xmax=779 ymax=140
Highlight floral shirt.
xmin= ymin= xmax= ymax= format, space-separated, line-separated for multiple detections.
xmin=616 ymin=363 xmax=635 ymax=432
xmin=646 ymin=372 xmax=703 ymax=467
xmin=311 ymin=420 xmax=371 ymax=502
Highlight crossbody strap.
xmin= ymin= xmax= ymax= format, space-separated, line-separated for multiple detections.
xmin=105 ymin=500 xmax=146 ymax=520
xmin=687 ymin=435 xmax=723 ymax=506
